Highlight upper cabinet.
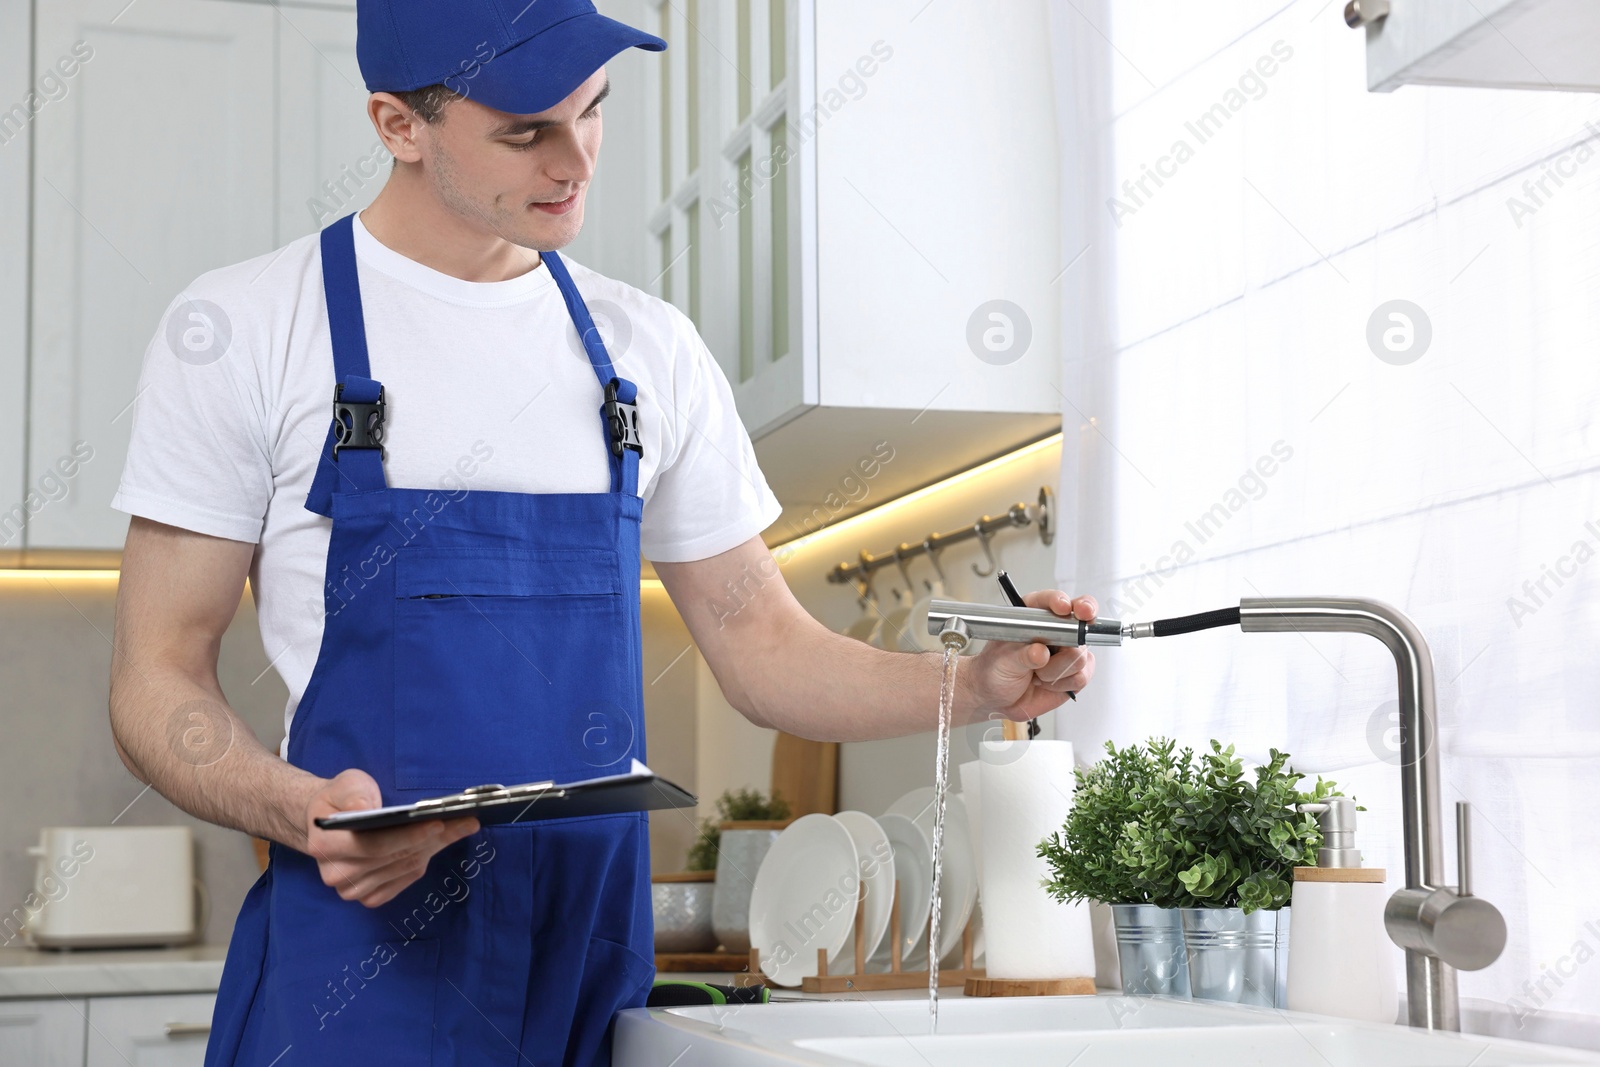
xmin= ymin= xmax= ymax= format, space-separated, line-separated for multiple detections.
xmin=22 ymin=0 xmax=372 ymax=552
xmin=15 ymin=0 xmax=1063 ymax=551
xmin=625 ymin=0 xmax=1064 ymax=541
xmin=0 ymin=1 xmax=31 ymax=563
xmin=27 ymin=0 xmax=278 ymax=551
xmin=273 ymin=1 xmax=379 ymax=246
xmin=1352 ymin=0 xmax=1600 ymax=93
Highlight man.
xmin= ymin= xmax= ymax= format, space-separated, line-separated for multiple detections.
xmin=107 ymin=1 xmax=1097 ymax=1063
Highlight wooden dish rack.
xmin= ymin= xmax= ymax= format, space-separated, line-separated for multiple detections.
xmin=748 ymin=876 xmax=983 ymax=993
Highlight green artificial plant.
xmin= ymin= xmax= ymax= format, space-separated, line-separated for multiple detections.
xmin=684 ymin=787 xmax=791 ymax=872
xmin=1039 ymin=738 xmax=1344 ymax=913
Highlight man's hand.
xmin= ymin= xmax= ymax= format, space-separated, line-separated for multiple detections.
xmin=962 ymin=590 xmax=1098 ymax=723
xmin=304 ymin=769 xmax=480 ymax=908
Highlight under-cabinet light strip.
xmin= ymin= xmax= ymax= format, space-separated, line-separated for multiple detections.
xmin=0 ymin=568 xmax=673 ymax=592
xmin=764 ymin=431 xmax=1063 ymax=557
xmin=0 ymin=569 xmax=122 ymax=581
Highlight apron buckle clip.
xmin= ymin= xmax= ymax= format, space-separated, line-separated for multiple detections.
xmin=332 ymin=383 xmax=387 ymax=457
xmin=602 ymin=379 xmax=642 ymax=459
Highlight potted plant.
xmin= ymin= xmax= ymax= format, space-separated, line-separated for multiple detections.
xmin=691 ymin=788 xmax=790 ymax=954
xmin=1166 ymin=742 xmax=1340 ymax=1008
xmin=1039 ymin=738 xmax=1199 ymax=996
xmin=1041 ymin=739 xmax=1341 ymax=1004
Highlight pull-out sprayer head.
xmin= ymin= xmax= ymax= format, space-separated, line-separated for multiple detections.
xmin=927 ymin=599 xmax=1135 ymax=648
xmin=939 ymin=616 xmax=971 ymax=651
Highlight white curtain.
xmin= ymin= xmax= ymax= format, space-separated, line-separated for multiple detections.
xmin=1049 ymin=0 xmax=1600 ymax=1029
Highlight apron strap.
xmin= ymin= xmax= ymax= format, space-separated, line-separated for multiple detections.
xmin=306 ymin=214 xmax=388 ymax=517
xmin=305 ymin=219 xmax=641 ymax=515
xmin=544 ymin=250 xmax=641 ymax=498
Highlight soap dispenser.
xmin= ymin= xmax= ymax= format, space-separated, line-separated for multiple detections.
xmin=1285 ymin=797 xmax=1398 ymax=1023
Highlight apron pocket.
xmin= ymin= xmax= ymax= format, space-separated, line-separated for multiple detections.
xmin=392 ymin=547 xmax=638 ymax=791
xmin=566 ymin=934 xmax=656 ymax=1065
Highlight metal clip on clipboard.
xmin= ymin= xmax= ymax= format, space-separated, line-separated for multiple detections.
xmin=314 ymin=760 xmax=696 ymax=832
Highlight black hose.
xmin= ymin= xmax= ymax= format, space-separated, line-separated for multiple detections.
xmin=1151 ymin=606 xmax=1241 ymax=637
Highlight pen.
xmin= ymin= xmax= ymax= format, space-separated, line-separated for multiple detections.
xmin=995 ymin=572 xmax=1074 ymax=743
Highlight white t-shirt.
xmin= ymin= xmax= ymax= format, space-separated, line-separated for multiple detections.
xmin=113 ymin=213 xmax=781 ymax=751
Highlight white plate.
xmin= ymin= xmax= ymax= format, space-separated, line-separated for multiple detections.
xmin=877 ymin=589 xmax=917 ymax=651
xmin=841 ymin=603 xmax=882 ymax=644
xmin=831 ymin=811 xmax=894 ymax=964
xmin=748 ymin=813 xmax=860 ymax=987
xmin=868 ymin=813 xmax=932 ymax=970
xmin=904 ymin=582 xmax=946 ymax=652
xmin=940 ymin=898 xmax=984 ymax=967
xmin=883 ymin=788 xmax=980 ymax=966
xmin=884 ymin=785 xmax=937 ymax=827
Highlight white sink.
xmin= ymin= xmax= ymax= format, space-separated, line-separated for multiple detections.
xmin=614 ymin=995 xmax=1600 ymax=1067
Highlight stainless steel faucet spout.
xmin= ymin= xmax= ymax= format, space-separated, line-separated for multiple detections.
xmin=1239 ymin=596 xmax=1504 ymax=1030
xmin=938 ymin=616 xmax=971 ymax=651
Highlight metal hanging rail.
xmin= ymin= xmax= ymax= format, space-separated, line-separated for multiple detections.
xmin=825 ymin=486 xmax=1055 ymax=587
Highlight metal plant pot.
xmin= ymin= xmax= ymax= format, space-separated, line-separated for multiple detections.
xmin=653 ymin=874 xmax=717 ymax=953
xmin=1111 ymin=904 xmax=1191 ymax=997
xmin=710 ymin=825 xmax=782 ymax=954
xmin=1180 ymin=906 xmax=1291 ymax=1008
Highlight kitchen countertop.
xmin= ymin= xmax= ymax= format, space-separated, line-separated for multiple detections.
xmin=0 ymin=944 xmax=227 ymax=999
xmin=0 ymin=958 xmax=956 ymax=1003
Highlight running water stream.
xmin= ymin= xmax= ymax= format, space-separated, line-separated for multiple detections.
xmin=926 ymin=644 xmax=960 ymax=1027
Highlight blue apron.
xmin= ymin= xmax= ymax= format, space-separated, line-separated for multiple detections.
xmin=204 ymin=213 xmax=655 ymax=1067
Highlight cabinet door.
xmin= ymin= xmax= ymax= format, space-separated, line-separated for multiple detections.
xmin=711 ymin=0 xmax=812 ymax=436
xmin=0 ymin=998 xmax=88 ymax=1067
xmin=86 ymin=993 xmax=216 ymax=1067
xmin=0 ymin=0 xmax=31 ymax=558
xmin=28 ymin=0 xmax=277 ymax=550
xmin=646 ymin=0 xmax=811 ymax=438
xmin=812 ymin=0 xmax=1060 ymax=417
xmin=274 ymin=2 xmax=380 ymax=245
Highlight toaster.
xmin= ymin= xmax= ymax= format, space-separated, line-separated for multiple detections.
xmin=26 ymin=826 xmax=197 ymax=948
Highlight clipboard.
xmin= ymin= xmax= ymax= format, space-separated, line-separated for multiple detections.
xmin=314 ymin=759 xmax=697 ymax=832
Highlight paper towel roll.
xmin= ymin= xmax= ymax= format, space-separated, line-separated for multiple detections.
xmin=958 ymin=760 xmax=984 ymax=884
xmin=979 ymin=739 xmax=1095 ymax=980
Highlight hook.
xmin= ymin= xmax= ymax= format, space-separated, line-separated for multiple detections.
xmin=856 ymin=551 xmax=881 ymax=605
xmin=894 ymin=544 xmax=918 ymax=598
xmin=971 ymin=523 xmax=998 ymax=578
xmin=923 ymin=536 xmax=948 ymax=591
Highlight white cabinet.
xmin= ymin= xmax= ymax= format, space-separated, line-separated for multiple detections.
xmin=0 ymin=1 xmax=32 ymax=562
xmin=274 ymin=2 xmax=382 ymax=245
xmin=85 ymin=993 xmax=214 ymax=1067
xmin=22 ymin=0 xmax=371 ymax=552
xmin=0 ymin=994 xmax=214 ymax=1067
xmin=0 ymin=998 xmax=87 ymax=1067
xmin=26 ymin=0 xmax=279 ymax=551
xmin=1357 ymin=0 xmax=1600 ymax=93
xmin=623 ymin=0 xmax=1062 ymax=539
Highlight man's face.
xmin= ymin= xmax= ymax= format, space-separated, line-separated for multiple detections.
xmin=414 ymin=69 xmax=608 ymax=252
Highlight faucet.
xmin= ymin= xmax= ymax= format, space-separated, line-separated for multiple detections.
xmin=928 ymin=594 xmax=1506 ymax=1030
xmin=1239 ymin=597 xmax=1505 ymax=1030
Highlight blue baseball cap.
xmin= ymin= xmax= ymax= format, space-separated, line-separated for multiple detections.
xmin=357 ymin=0 xmax=665 ymax=116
